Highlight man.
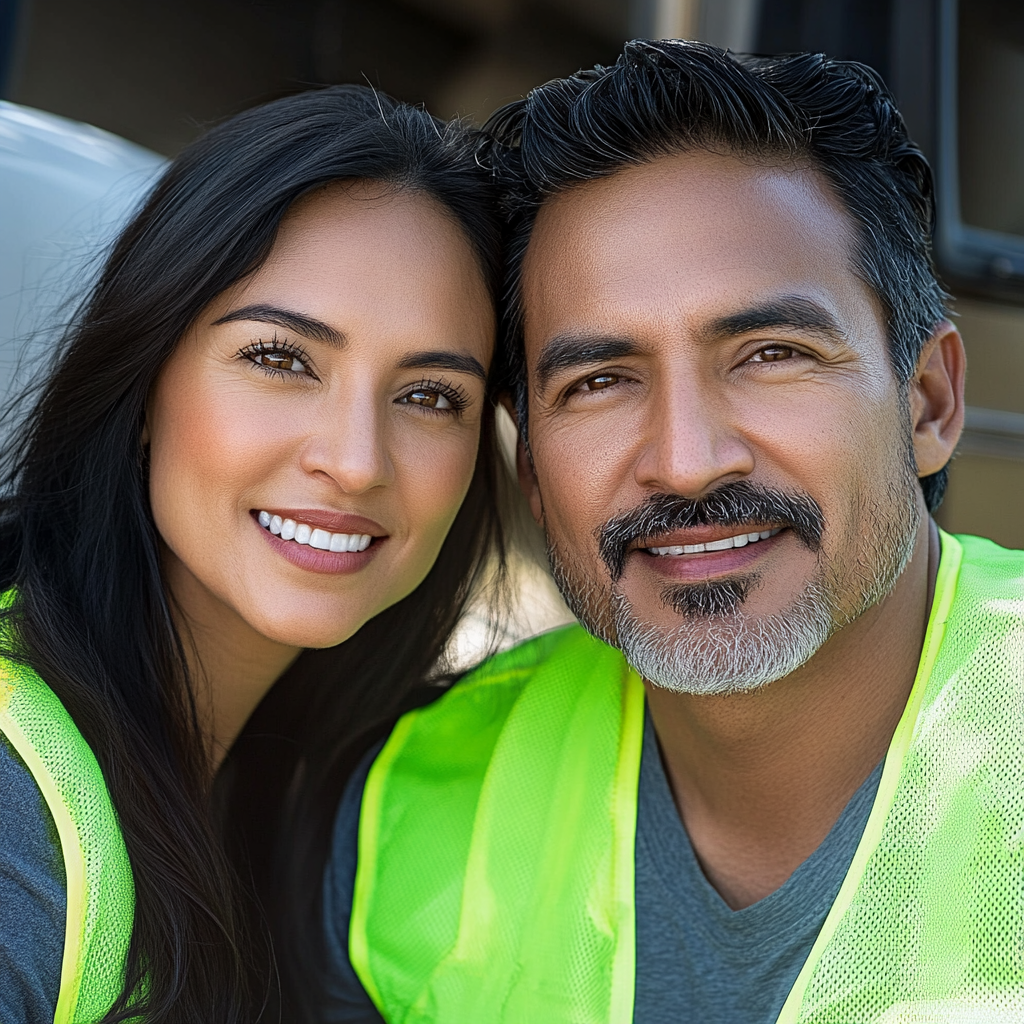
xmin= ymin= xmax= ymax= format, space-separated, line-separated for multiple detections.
xmin=323 ymin=41 xmax=1024 ymax=1023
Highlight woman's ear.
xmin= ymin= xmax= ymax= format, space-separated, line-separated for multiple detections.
xmin=498 ymin=395 xmax=543 ymax=526
xmin=909 ymin=320 xmax=966 ymax=479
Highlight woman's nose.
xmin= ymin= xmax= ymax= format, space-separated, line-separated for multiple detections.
xmin=297 ymin=390 xmax=394 ymax=495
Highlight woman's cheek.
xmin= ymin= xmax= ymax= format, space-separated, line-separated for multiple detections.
xmin=150 ymin=378 xmax=256 ymax=529
xmin=392 ymin=427 xmax=481 ymax=581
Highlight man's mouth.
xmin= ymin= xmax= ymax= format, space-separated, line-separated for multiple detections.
xmin=644 ymin=526 xmax=783 ymax=556
xmin=598 ymin=483 xmax=824 ymax=581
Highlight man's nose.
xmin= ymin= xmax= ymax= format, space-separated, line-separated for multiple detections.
xmin=298 ymin=389 xmax=394 ymax=495
xmin=633 ymin=378 xmax=754 ymax=498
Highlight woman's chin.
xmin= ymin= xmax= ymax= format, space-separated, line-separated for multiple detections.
xmin=227 ymin=590 xmax=372 ymax=650
xmin=250 ymin=612 xmax=368 ymax=651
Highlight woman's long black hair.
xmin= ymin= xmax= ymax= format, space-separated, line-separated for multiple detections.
xmin=0 ymin=85 xmax=505 ymax=1022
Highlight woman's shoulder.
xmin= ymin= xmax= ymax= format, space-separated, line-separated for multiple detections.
xmin=0 ymin=652 xmax=135 ymax=1022
xmin=0 ymin=731 xmax=67 ymax=1022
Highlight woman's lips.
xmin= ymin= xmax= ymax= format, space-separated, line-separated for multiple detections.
xmin=254 ymin=508 xmax=384 ymax=535
xmin=251 ymin=509 xmax=386 ymax=575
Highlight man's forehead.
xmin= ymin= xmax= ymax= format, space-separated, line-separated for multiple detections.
xmin=520 ymin=149 xmax=865 ymax=351
xmin=530 ymin=147 xmax=837 ymax=225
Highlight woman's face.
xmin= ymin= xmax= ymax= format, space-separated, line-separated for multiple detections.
xmin=146 ymin=183 xmax=494 ymax=650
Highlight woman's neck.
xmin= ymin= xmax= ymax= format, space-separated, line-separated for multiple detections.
xmin=163 ymin=558 xmax=301 ymax=773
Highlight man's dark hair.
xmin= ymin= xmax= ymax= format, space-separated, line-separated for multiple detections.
xmin=483 ymin=38 xmax=951 ymax=511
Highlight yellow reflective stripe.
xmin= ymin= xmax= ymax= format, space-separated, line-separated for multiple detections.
xmin=350 ymin=709 xmax=417 ymax=1017
xmin=775 ymin=530 xmax=964 ymax=1024
xmin=0 ymin=705 xmax=86 ymax=1024
xmin=609 ymin=669 xmax=644 ymax=1024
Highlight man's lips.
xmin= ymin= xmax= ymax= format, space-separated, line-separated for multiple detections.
xmin=630 ymin=524 xmax=785 ymax=554
xmin=631 ymin=526 xmax=788 ymax=582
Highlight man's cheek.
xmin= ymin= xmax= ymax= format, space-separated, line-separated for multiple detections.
xmin=543 ymin=492 xmax=605 ymax=564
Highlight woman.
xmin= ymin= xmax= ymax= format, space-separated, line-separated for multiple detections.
xmin=0 ymin=85 xmax=505 ymax=1023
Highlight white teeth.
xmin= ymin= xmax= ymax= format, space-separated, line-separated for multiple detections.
xmin=704 ymin=537 xmax=733 ymax=551
xmin=258 ymin=512 xmax=376 ymax=555
xmin=648 ymin=527 xmax=781 ymax=555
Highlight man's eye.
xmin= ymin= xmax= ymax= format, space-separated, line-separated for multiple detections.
xmin=584 ymin=373 xmax=620 ymax=391
xmin=254 ymin=351 xmax=308 ymax=374
xmin=403 ymin=389 xmax=452 ymax=410
xmin=750 ymin=346 xmax=795 ymax=363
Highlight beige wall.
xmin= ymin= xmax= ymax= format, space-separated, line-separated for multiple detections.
xmin=939 ymin=456 xmax=1024 ymax=549
xmin=936 ymin=297 xmax=1024 ymax=548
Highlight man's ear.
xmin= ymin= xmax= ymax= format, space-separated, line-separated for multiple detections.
xmin=498 ymin=394 xmax=544 ymax=526
xmin=909 ymin=320 xmax=966 ymax=479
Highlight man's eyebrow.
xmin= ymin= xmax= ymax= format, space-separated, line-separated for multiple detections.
xmin=534 ymin=335 xmax=639 ymax=390
xmin=397 ymin=350 xmax=488 ymax=380
xmin=705 ymin=296 xmax=846 ymax=342
xmin=212 ymin=304 xmax=346 ymax=347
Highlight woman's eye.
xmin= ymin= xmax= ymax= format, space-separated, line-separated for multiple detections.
xmin=239 ymin=340 xmax=314 ymax=378
xmin=403 ymin=389 xmax=452 ymax=410
xmin=750 ymin=345 xmax=795 ymax=363
xmin=254 ymin=351 xmax=308 ymax=374
xmin=583 ymin=373 xmax=619 ymax=391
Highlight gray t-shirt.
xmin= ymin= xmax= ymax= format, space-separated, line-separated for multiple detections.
xmin=0 ymin=732 xmax=67 ymax=1024
xmin=322 ymin=711 xmax=882 ymax=1023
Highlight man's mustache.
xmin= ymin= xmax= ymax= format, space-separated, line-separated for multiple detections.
xmin=598 ymin=480 xmax=825 ymax=581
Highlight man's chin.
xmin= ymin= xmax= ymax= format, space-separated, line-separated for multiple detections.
xmin=612 ymin=582 xmax=836 ymax=696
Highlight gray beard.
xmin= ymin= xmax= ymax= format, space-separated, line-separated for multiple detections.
xmin=547 ymin=471 xmax=920 ymax=697
xmin=611 ymin=573 xmax=835 ymax=694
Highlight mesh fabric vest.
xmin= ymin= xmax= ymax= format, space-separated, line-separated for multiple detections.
xmin=351 ymin=533 xmax=1024 ymax=1023
xmin=0 ymin=652 xmax=135 ymax=1023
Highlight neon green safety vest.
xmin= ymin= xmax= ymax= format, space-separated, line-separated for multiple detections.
xmin=0 ymin=652 xmax=135 ymax=1023
xmin=351 ymin=532 xmax=1024 ymax=1023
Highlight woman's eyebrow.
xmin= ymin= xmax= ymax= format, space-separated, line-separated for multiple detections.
xmin=397 ymin=350 xmax=487 ymax=380
xmin=213 ymin=303 xmax=346 ymax=347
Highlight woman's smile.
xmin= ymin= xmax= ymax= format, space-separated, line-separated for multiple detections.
xmin=252 ymin=508 xmax=385 ymax=574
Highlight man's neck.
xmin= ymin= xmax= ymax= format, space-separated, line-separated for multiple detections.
xmin=645 ymin=517 xmax=941 ymax=910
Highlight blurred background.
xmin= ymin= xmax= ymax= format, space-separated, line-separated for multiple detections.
xmin=1 ymin=0 xmax=1022 ymax=558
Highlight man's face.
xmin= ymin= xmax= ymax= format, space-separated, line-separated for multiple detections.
xmin=519 ymin=151 xmax=923 ymax=694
